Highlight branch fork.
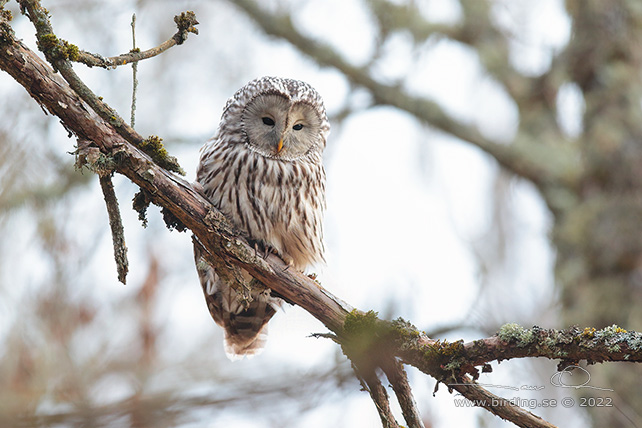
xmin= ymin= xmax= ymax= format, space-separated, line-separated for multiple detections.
xmin=2 ymin=3 xmax=641 ymax=427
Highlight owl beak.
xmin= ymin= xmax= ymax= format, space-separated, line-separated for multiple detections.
xmin=276 ymin=139 xmax=284 ymax=154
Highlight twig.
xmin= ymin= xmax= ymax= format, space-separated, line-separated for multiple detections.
xmin=71 ymin=12 xmax=198 ymax=69
xmin=98 ymin=173 xmax=128 ymax=284
xmin=130 ymin=13 xmax=138 ymax=128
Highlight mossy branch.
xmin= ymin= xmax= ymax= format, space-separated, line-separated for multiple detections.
xmin=3 ymin=5 xmax=642 ymax=428
xmin=19 ymin=0 xmax=185 ymax=175
xmin=41 ymin=11 xmax=199 ymax=70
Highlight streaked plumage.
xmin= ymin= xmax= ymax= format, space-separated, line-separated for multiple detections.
xmin=194 ymin=77 xmax=329 ymax=358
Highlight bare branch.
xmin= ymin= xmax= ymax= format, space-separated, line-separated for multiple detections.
xmin=130 ymin=13 xmax=138 ymax=127
xmin=98 ymin=174 xmax=128 ymax=284
xmin=448 ymin=376 xmax=558 ymax=428
xmin=380 ymin=359 xmax=425 ymax=428
xmin=2 ymin=6 xmax=640 ymax=427
xmin=70 ymin=11 xmax=198 ymax=69
xmin=352 ymin=362 xmax=401 ymax=428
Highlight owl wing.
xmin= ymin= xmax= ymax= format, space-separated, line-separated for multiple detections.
xmin=193 ymin=240 xmax=280 ymax=359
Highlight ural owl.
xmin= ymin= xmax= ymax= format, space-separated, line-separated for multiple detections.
xmin=194 ymin=77 xmax=329 ymax=359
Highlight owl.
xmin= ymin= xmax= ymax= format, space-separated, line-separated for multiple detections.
xmin=194 ymin=77 xmax=329 ymax=359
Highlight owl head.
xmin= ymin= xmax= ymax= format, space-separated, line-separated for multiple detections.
xmin=219 ymin=77 xmax=330 ymax=161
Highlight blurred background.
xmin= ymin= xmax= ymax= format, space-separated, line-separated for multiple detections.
xmin=1 ymin=0 xmax=641 ymax=427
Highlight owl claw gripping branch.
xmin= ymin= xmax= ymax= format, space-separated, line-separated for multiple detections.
xmin=193 ymin=77 xmax=329 ymax=359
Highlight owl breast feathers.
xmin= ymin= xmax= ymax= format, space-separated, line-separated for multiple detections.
xmin=194 ymin=77 xmax=329 ymax=359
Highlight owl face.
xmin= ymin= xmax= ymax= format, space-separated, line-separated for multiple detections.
xmin=241 ymin=92 xmax=324 ymax=160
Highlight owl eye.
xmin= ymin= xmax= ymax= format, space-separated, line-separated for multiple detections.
xmin=262 ymin=117 xmax=275 ymax=126
xmin=292 ymin=123 xmax=304 ymax=131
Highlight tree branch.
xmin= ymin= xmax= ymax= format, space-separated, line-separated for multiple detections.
xmin=98 ymin=173 xmax=128 ymax=284
xmin=19 ymin=0 xmax=186 ymax=175
xmin=353 ymin=363 xmax=401 ymax=428
xmin=448 ymin=376 xmax=558 ymax=428
xmin=71 ymin=11 xmax=198 ymax=69
xmin=380 ymin=358 xmax=425 ymax=428
xmin=2 ymin=6 xmax=639 ymax=427
xmin=228 ymin=0 xmax=582 ymax=191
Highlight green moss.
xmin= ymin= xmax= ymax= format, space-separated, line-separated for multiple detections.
xmin=390 ymin=317 xmax=421 ymax=341
xmin=36 ymin=33 xmax=80 ymax=63
xmin=38 ymin=33 xmax=58 ymax=50
xmin=139 ymin=136 xmax=185 ymax=175
xmin=341 ymin=310 xmax=385 ymax=362
xmin=498 ymin=323 xmax=535 ymax=347
xmin=344 ymin=309 xmax=379 ymax=335
xmin=64 ymin=41 xmax=80 ymax=61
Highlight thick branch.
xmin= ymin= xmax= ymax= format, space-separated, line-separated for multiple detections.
xmin=464 ymin=324 xmax=642 ymax=366
xmin=2 ymin=8 xmax=637 ymax=428
xmin=0 ymin=14 xmax=350 ymax=333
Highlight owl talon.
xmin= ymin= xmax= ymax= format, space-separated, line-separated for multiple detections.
xmin=282 ymin=260 xmax=294 ymax=271
xmin=250 ymin=240 xmax=276 ymax=260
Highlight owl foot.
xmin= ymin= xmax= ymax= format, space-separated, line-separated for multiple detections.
xmin=250 ymin=240 xmax=277 ymax=260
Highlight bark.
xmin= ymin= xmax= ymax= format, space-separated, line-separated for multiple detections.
xmin=3 ymin=2 xmax=642 ymax=427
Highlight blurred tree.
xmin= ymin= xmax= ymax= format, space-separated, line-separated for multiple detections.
xmin=229 ymin=0 xmax=642 ymax=426
xmin=2 ymin=0 xmax=642 ymax=427
xmin=0 ymin=1 xmax=357 ymax=427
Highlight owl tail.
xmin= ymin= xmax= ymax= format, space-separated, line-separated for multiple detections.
xmin=194 ymin=240 xmax=281 ymax=360
xmin=222 ymin=300 xmax=277 ymax=360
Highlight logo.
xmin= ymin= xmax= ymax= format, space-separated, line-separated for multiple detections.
xmin=550 ymin=365 xmax=613 ymax=391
